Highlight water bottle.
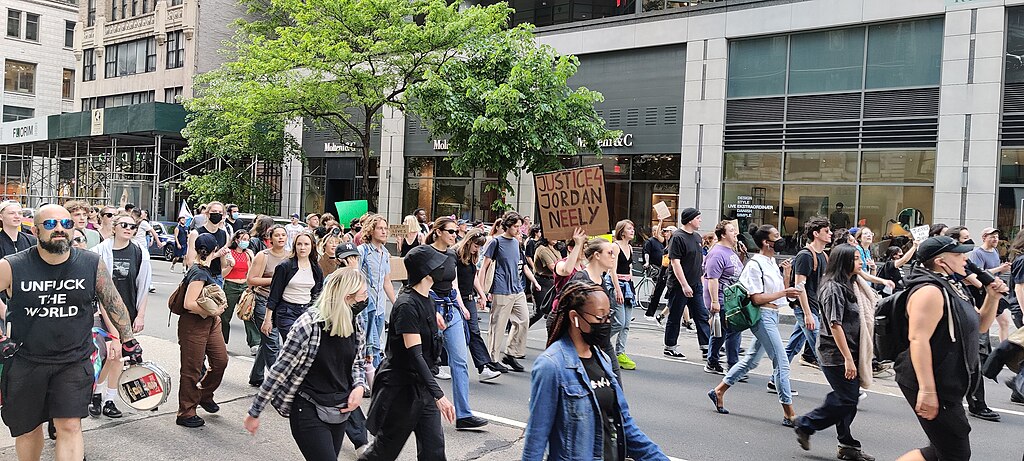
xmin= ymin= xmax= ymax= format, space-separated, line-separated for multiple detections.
xmin=711 ymin=313 xmax=723 ymax=338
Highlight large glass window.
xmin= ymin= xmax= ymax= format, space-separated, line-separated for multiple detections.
xmin=575 ymin=154 xmax=680 ymax=240
xmin=24 ymin=13 xmax=37 ymax=41
xmin=728 ymin=36 xmax=788 ymax=98
xmin=4 ymin=60 xmax=35 ymax=94
xmin=721 ymin=183 xmax=782 ymax=237
xmin=859 ymin=185 xmax=932 ymax=233
xmin=105 ymin=37 xmax=157 ymax=78
xmin=788 ymin=28 xmax=864 ymax=94
xmin=65 ymin=20 xmax=75 ymax=48
xmin=87 ymin=0 xmax=95 ymax=26
xmin=166 ymin=31 xmax=185 ymax=69
xmin=861 ymin=150 xmax=935 ymax=183
xmin=724 ymin=152 xmax=782 ymax=181
xmin=784 ymin=152 xmax=857 ymax=182
xmin=2 ymin=105 xmax=33 ymax=122
xmin=510 ymin=0 xmax=634 ymax=28
xmin=62 ymin=69 xmax=74 ymax=100
xmin=866 ymin=18 xmax=943 ymax=89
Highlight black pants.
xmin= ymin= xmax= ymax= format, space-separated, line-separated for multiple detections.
xmin=290 ymin=397 xmax=365 ymax=460
xmin=899 ymin=384 xmax=972 ymax=461
xmin=796 ymin=365 xmax=861 ymax=448
xmin=464 ymin=297 xmax=493 ymax=371
xmin=362 ymin=385 xmax=445 ymax=461
xmin=968 ymin=336 xmax=992 ymax=413
xmin=646 ymin=267 xmax=668 ymax=316
xmin=983 ymin=340 xmax=1024 ymax=380
xmin=529 ymin=275 xmax=555 ymax=327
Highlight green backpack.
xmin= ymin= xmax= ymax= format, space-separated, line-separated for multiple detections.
xmin=722 ymin=260 xmax=766 ymax=331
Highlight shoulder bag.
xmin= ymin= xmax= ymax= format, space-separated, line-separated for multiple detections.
xmin=723 ymin=260 xmax=766 ymax=332
xmin=482 ymin=237 xmax=501 ymax=294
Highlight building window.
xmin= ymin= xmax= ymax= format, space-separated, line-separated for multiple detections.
xmin=166 ymin=31 xmax=184 ymax=69
xmin=65 ymin=20 xmax=75 ymax=48
xmin=788 ymin=28 xmax=864 ymax=94
xmin=2 ymin=105 xmax=34 ymax=122
xmin=24 ymin=13 xmax=37 ymax=41
xmin=866 ymin=18 xmax=944 ymax=89
xmin=105 ymin=37 xmax=157 ymax=78
xmin=81 ymin=90 xmax=155 ymax=110
xmin=62 ymin=69 xmax=74 ymax=99
xmin=4 ymin=60 xmax=36 ymax=94
xmin=83 ymin=48 xmax=96 ymax=81
xmin=164 ymin=86 xmax=182 ymax=103
xmin=131 ymin=0 xmax=138 ymax=16
xmin=171 ymin=0 xmax=182 ymax=5
xmin=510 ymin=0 xmax=634 ymax=27
xmin=6 ymin=9 xmax=20 ymax=38
xmin=728 ymin=36 xmax=788 ymax=98
xmin=111 ymin=0 xmax=126 ymax=21
xmin=722 ymin=150 xmax=936 ymax=254
xmin=87 ymin=0 xmax=95 ymax=26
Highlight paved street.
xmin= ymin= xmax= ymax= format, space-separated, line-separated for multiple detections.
xmin=5 ymin=259 xmax=1022 ymax=460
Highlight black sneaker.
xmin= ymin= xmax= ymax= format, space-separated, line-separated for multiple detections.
xmin=663 ymin=348 xmax=686 ymax=360
xmin=455 ymin=415 xmax=489 ymax=431
xmin=176 ymin=415 xmax=205 ymax=428
xmin=488 ymin=361 xmax=510 ymax=373
xmin=703 ymin=363 xmax=725 ymax=375
xmin=1011 ymin=392 xmax=1024 ymax=405
xmin=102 ymin=401 xmax=122 ymax=418
xmin=47 ymin=421 xmax=56 ymax=440
xmin=767 ymin=381 xmax=799 ymax=396
xmin=794 ymin=426 xmax=810 ymax=451
xmin=837 ymin=446 xmax=876 ymax=461
xmin=88 ymin=393 xmax=102 ymax=417
xmin=199 ymin=400 xmax=220 ymax=413
xmin=502 ymin=354 xmax=525 ymax=372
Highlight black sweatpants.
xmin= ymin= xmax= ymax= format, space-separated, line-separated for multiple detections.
xmin=361 ymin=384 xmax=444 ymax=461
xmin=290 ymin=397 xmax=350 ymax=461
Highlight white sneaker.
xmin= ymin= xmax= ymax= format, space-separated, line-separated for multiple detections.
xmin=436 ymin=366 xmax=452 ymax=380
xmin=355 ymin=445 xmax=368 ymax=456
xmin=250 ymin=346 xmax=259 ymax=356
xmin=645 ymin=315 xmax=656 ymax=322
xmin=479 ymin=368 xmax=501 ymax=382
xmin=859 ymin=390 xmax=867 ymax=401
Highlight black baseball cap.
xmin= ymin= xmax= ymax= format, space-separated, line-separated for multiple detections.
xmin=335 ymin=242 xmax=359 ymax=260
xmin=916 ymin=236 xmax=973 ymax=263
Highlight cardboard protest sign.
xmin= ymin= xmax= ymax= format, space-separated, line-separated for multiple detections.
xmin=390 ymin=256 xmax=407 ymax=281
xmin=653 ymin=201 xmax=671 ymax=220
xmin=334 ymin=200 xmax=368 ymax=226
xmin=535 ymin=165 xmax=609 ymax=241
xmin=910 ymin=225 xmax=929 ymax=242
xmin=389 ymin=224 xmax=417 ymax=239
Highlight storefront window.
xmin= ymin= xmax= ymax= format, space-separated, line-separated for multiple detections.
xmin=861 ymin=150 xmax=935 ymax=183
xmin=784 ymin=152 xmax=857 ymax=182
xmin=724 ymin=152 xmax=782 ymax=181
xmin=632 ymin=154 xmax=682 ymax=181
xmin=997 ymin=187 xmax=1024 ymax=240
xmin=782 ymin=184 xmax=856 ymax=235
xmin=1008 ymin=8 xmax=1024 ymax=84
xmin=788 ymin=28 xmax=865 ymax=94
xmin=865 ymin=17 xmax=943 ymax=89
xmin=721 ymin=182 xmax=781 ymax=235
xmin=858 ymin=185 xmax=932 ymax=235
xmin=404 ymin=156 xmax=498 ymax=222
xmin=1001 ymin=149 xmax=1024 ymax=185
xmin=728 ymin=36 xmax=788 ymax=98
xmin=435 ymin=179 xmax=473 ymax=220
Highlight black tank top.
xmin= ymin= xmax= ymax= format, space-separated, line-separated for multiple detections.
xmin=197 ymin=226 xmax=228 ymax=274
xmin=7 ymin=247 xmax=99 ymax=364
xmin=616 ymin=244 xmax=632 ymax=276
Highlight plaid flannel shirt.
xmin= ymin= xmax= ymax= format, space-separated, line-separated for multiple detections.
xmin=248 ymin=308 xmax=367 ymax=418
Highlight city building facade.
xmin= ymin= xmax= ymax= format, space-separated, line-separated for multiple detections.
xmin=2 ymin=0 xmax=78 ymax=122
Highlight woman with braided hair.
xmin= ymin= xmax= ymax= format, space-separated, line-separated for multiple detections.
xmin=523 ymin=282 xmax=668 ymax=461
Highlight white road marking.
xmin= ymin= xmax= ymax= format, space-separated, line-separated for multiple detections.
xmin=470 ymin=411 xmax=689 ymax=461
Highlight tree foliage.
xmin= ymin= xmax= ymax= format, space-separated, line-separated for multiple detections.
xmin=407 ymin=25 xmax=617 ymax=211
xmin=183 ymin=0 xmax=512 ymax=206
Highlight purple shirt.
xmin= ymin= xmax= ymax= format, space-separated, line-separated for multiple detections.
xmin=702 ymin=244 xmax=743 ymax=308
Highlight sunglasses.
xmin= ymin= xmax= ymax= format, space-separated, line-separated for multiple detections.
xmin=72 ymin=236 xmax=87 ymax=244
xmin=101 ymin=212 xmax=114 ymax=218
xmin=441 ymin=228 xmax=458 ymax=235
xmin=117 ymin=222 xmax=139 ymax=230
xmin=41 ymin=219 xmax=74 ymax=230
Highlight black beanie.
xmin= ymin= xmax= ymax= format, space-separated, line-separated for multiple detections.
xmin=679 ymin=207 xmax=701 ymax=225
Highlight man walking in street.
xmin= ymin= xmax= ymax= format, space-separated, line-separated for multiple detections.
xmin=663 ymin=208 xmax=705 ymax=359
xmin=0 ymin=200 xmax=36 ymax=259
xmin=966 ymin=226 xmax=1009 ymax=422
xmin=0 ymin=204 xmax=143 ymax=461
xmin=479 ymin=211 xmax=541 ymax=372
xmin=186 ymin=202 xmax=230 ymax=287
xmin=284 ymin=213 xmax=303 ymax=251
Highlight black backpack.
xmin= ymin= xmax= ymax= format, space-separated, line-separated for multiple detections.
xmin=874 ymin=270 xmax=945 ymax=362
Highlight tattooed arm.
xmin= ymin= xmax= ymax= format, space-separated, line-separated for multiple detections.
xmin=96 ymin=259 xmax=136 ymax=342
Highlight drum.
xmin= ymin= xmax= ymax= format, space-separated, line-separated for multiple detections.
xmin=117 ymin=362 xmax=172 ymax=411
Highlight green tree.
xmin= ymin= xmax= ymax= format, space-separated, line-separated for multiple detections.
xmin=182 ymin=0 xmax=512 ymax=205
xmin=408 ymin=24 xmax=617 ymax=211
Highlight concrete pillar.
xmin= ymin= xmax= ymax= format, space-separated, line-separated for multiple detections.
xmin=935 ymin=5 xmax=1004 ymax=229
xmin=281 ymin=119 xmax=304 ymax=216
xmin=685 ymin=38 xmax=728 ymax=226
xmin=378 ymin=106 xmax=405 ymax=224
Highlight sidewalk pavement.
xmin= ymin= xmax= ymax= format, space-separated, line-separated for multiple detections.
xmin=0 ymin=334 xmax=527 ymax=461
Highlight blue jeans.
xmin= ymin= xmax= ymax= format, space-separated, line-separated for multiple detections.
xmin=249 ymin=294 xmax=280 ymax=385
xmin=723 ymin=308 xmax=793 ymax=405
xmin=665 ymin=284 xmax=709 ymax=349
xmin=707 ymin=308 xmax=741 ymax=369
xmin=362 ymin=310 xmax=386 ymax=368
xmin=786 ymin=307 xmax=821 ymax=363
xmin=442 ymin=311 xmax=473 ymax=419
xmin=613 ymin=280 xmax=634 ymax=356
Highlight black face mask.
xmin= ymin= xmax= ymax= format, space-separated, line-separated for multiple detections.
xmin=351 ymin=300 xmax=368 ymax=316
xmin=963 ymin=239 xmax=975 ymax=245
xmin=208 ymin=213 xmax=223 ymax=224
xmin=575 ymin=315 xmax=611 ymax=346
xmin=772 ymin=238 xmax=786 ymax=253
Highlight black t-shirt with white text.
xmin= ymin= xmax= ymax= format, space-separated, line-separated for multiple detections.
xmin=111 ymin=243 xmax=142 ymax=322
xmin=581 ymin=351 xmax=624 ymax=461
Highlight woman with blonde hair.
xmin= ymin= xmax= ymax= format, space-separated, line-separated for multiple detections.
xmin=317 ymin=232 xmax=344 ymax=277
xmin=612 ymin=219 xmax=635 ymax=370
xmin=246 ymin=268 xmax=370 ymax=459
xmin=399 ymin=215 xmax=424 ymax=257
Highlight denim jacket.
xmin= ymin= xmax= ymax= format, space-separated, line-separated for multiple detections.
xmin=522 ymin=337 xmax=668 ymax=461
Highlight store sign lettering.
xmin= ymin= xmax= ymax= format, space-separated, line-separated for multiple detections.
xmin=324 ymin=142 xmax=357 ymax=153
xmin=0 ymin=117 xmax=48 ymax=145
xmin=579 ymin=133 xmax=633 ymax=149
xmin=433 ymin=139 xmax=449 ymax=151
xmin=727 ymin=195 xmax=774 ymax=218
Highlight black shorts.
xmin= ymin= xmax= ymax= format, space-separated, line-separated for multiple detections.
xmin=1 ymin=356 xmax=93 ymax=437
xmin=899 ymin=384 xmax=972 ymax=461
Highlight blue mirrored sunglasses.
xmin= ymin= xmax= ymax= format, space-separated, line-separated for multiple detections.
xmin=41 ymin=219 xmax=74 ymax=230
